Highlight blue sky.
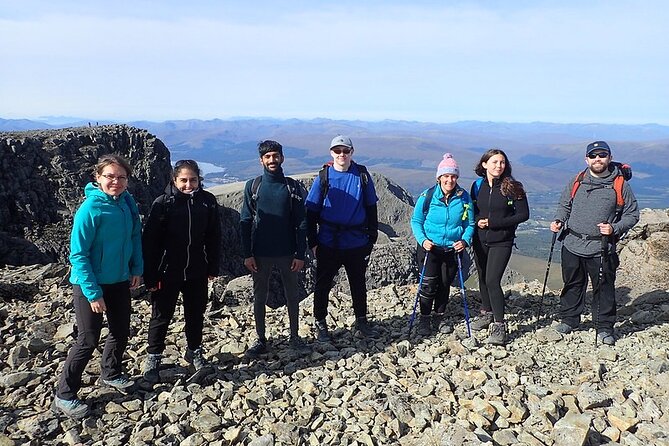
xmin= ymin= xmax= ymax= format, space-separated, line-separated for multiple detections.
xmin=1 ymin=0 xmax=667 ymax=125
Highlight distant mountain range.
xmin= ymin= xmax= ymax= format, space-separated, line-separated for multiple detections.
xmin=3 ymin=117 xmax=669 ymax=207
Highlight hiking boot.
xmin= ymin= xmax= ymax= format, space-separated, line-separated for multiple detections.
xmin=432 ymin=313 xmax=453 ymax=334
xmin=597 ymin=330 xmax=616 ymax=346
xmin=485 ymin=322 xmax=507 ymax=346
xmin=245 ymin=339 xmax=268 ymax=358
xmin=416 ymin=314 xmax=432 ymax=336
xmin=143 ymin=353 xmax=162 ymax=384
xmin=470 ymin=311 xmax=493 ymax=332
xmin=355 ymin=317 xmax=380 ymax=338
xmin=314 ymin=319 xmax=332 ymax=343
xmin=289 ymin=335 xmax=311 ymax=353
xmin=100 ymin=374 xmax=135 ymax=393
xmin=554 ymin=322 xmax=575 ymax=335
xmin=52 ymin=396 xmax=90 ymax=419
xmin=184 ymin=347 xmax=210 ymax=371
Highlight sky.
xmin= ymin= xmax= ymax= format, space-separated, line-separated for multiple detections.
xmin=1 ymin=0 xmax=667 ymax=125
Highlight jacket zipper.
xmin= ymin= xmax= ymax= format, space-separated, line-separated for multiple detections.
xmin=183 ymin=196 xmax=193 ymax=281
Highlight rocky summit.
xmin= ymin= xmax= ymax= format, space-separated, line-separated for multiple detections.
xmin=0 ymin=127 xmax=668 ymax=445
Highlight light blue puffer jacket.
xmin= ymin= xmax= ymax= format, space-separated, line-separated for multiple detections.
xmin=411 ymin=184 xmax=475 ymax=248
xmin=69 ymin=183 xmax=143 ymax=301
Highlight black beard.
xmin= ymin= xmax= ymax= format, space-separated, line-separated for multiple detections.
xmin=590 ymin=163 xmax=608 ymax=174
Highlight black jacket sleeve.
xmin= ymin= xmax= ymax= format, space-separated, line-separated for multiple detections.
xmin=366 ymin=204 xmax=379 ymax=245
xmin=205 ymin=194 xmax=222 ymax=277
xmin=141 ymin=196 xmax=168 ymax=289
xmin=239 ymin=180 xmax=255 ymax=258
xmin=306 ymin=209 xmax=320 ymax=249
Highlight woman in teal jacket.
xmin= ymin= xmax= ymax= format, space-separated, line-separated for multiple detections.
xmin=411 ymin=153 xmax=475 ymax=335
xmin=54 ymin=154 xmax=143 ymax=419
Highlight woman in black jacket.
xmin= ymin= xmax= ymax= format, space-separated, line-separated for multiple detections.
xmin=470 ymin=149 xmax=529 ymax=345
xmin=142 ymin=160 xmax=221 ymax=383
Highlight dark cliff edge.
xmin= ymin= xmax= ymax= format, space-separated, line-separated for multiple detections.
xmin=0 ymin=125 xmax=172 ymax=265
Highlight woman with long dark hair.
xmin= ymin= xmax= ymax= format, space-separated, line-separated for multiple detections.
xmin=470 ymin=149 xmax=529 ymax=345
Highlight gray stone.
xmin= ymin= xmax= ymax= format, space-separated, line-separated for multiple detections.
xmin=0 ymin=372 xmax=35 ymax=388
xmin=553 ymin=412 xmax=592 ymax=446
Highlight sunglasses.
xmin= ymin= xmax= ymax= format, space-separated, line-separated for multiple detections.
xmin=175 ymin=159 xmax=199 ymax=168
xmin=331 ymin=148 xmax=352 ymax=155
xmin=587 ymin=152 xmax=609 ymax=159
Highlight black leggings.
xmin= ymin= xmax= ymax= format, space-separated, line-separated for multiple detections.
xmin=473 ymin=242 xmax=512 ymax=322
xmin=416 ymin=245 xmax=458 ymax=315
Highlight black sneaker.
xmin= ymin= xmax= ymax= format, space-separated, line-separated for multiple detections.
xmin=596 ymin=330 xmax=616 ymax=346
xmin=485 ymin=322 xmax=507 ymax=346
xmin=100 ymin=374 xmax=135 ymax=393
xmin=314 ymin=319 xmax=332 ymax=343
xmin=245 ymin=339 xmax=268 ymax=358
xmin=554 ymin=322 xmax=575 ymax=335
xmin=52 ymin=396 xmax=89 ymax=419
xmin=289 ymin=335 xmax=311 ymax=353
xmin=432 ymin=313 xmax=453 ymax=334
xmin=355 ymin=317 xmax=380 ymax=338
xmin=184 ymin=347 xmax=210 ymax=371
xmin=470 ymin=311 xmax=493 ymax=331
xmin=143 ymin=353 xmax=162 ymax=384
xmin=416 ymin=314 xmax=432 ymax=336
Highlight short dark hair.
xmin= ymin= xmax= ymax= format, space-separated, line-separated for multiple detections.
xmin=258 ymin=140 xmax=283 ymax=157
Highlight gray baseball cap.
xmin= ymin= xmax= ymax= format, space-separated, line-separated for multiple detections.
xmin=330 ymin=135 xmax=353 ymax=150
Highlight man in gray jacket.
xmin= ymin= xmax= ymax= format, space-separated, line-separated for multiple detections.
xmin=550 ymin=141 xmax=639 ymax=345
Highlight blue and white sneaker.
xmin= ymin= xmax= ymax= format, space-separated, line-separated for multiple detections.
xmin=52 ymin=396 xmax=90 ymax=419
xmin=100 ymin=374 xmax=135 ymax=393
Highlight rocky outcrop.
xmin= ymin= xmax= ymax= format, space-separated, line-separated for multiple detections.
xmin=617 ymin=208 xmax=669 ymax=295
xmin=0 ymin=125 xmax=172 ymax=266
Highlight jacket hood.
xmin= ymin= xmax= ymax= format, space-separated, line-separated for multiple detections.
xmin=84 ymin=182 xmax=126 ymax=202
xmin=164 ymin=182 xmax=201 ymax=199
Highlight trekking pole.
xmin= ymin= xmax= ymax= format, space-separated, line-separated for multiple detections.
xmin=536 ymin=230 xmax=558 ymax=332
xmin=594 ymin=233 xmax=608 ymax=347
xmin=408 ymin=252 xmax=429 ymax=334
xmin=456 ymin=251 xmax=472 ymax=337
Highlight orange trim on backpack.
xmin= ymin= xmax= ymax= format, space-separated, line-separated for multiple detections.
xmin=570 ymin=169 xmax=625 ymax=210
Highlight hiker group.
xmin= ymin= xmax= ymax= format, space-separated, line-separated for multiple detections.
xmin=53 ymin=137 xmax=639 ymax=419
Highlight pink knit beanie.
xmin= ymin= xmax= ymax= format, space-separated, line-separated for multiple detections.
xmin=436 ymin=153 xmax=459 ymax=178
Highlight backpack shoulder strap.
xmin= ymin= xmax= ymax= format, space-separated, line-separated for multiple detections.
xmin=357 ymin=163 xmax=370 ymax=186
xmin=421 ymin=184 xmax=437 ymax=215
xmin=612 ymin=175 xmax=625 ymax=210
xmin=318 ymin=164 xmax=330 ymax=205
xmin=250 ymin=175 xmax=262 ymax=215
xmin=570 ymin=169 xmax=587 ymax=200
xmin=471 ymin=178 xmax=484 ymax=202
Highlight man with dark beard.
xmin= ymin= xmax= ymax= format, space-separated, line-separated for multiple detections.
xmin=240 ymin=140 xmax=308 ymax=357
xmin=550 ymin=141 xmax=639 ymax=345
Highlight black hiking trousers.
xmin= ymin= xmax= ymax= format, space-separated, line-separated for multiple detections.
xmin=57 ymin=282 xmax=131 ymax=400
xmin=313 ymin=244 xmax=370 ymax=322
xmin=416 ymin=245 xmax=458 ymax=315
xmin=147 ymin=277 xmax=208 ymax=354
xmin=559 ymin=247 xmax=618 ymax=331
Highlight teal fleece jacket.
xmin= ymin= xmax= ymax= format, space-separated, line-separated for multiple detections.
xmin=69 ymin=183 xmax=143 ymax=301
xmin=411 ymin=184 xmax=475 ymax=248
